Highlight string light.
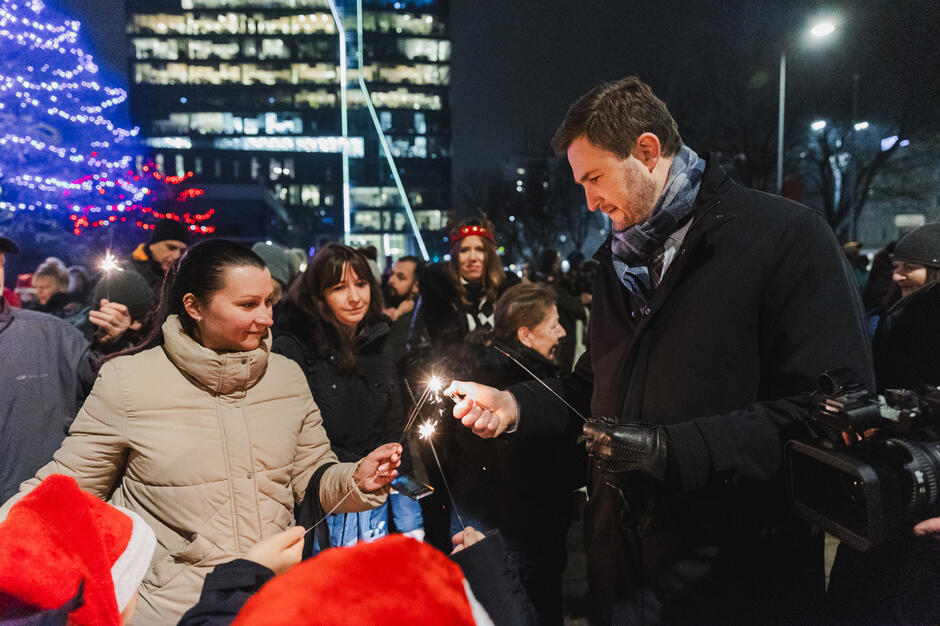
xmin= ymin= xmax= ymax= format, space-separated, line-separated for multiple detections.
xmin=0 ymin=3 xmax=217 ymax=237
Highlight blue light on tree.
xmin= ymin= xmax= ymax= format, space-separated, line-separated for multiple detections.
xmin=0 ymin=0 xmax=145 ymax=229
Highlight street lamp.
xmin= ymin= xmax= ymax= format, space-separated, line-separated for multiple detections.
xmin=776 ymin=19 xmax=838 ymax=194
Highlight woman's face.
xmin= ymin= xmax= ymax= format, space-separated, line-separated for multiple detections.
xmin=518 ymin=304 xmax=566 ymax=360
xmin=189 ymin=265 xmax=274 ymax=352
xmin=458 ymin=235 xmax=487 ymax=281
xmin=892 ymin=260 xmax=928 ymax=298
xmin=34 ymin=275 xmax=62 ymax=305
xmin=324 ymin=263 xmax=371 ymax=329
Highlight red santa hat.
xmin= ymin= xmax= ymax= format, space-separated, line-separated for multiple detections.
xmin=233 ymin=534 xmax=493 ymax=625
xmin=0 ymin=475 xmax=156 ymax=625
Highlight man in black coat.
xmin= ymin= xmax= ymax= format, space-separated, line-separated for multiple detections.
xmin=446 ymin=77 xmax=874 ymax=624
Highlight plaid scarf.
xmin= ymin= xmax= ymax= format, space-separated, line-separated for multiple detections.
xmin=611 ymin=145 xmax=705 ymax=297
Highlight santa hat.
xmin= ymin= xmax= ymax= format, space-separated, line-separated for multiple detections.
xmin=0 ymin=475 xmax=156 ymax=625
xmin=233 ymin=535 xmax=493 ymax=626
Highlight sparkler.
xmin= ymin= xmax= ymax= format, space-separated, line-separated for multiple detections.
xmin=417 ymin=418 xmax=465 ymax=530
xmin=493 ymin=346 xmax=589 ymax=423
xmin=97 ymin=249 xmax=123 ymax=300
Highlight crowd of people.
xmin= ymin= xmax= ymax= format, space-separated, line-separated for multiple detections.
xmin=1 ymin=75 xmax=939 ymax=626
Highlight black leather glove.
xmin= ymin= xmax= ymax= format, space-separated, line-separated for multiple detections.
xmin=582 ymin=418 xmax=671 ymax=483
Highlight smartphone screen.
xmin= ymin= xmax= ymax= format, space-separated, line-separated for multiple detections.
xmin=391 ymin=474 xmax=434 ymax=500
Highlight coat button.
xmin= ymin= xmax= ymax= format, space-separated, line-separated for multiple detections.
xmin=234 ymin=401 xmax=241 ymax=408
xmin=246 ymin=473 xmax=253 ymax=480
xmin=241 ymin=358 xmax=247 ymax=365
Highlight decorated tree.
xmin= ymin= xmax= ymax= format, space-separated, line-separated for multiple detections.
xmin=0 ymin=0 xmax=214 ymax=263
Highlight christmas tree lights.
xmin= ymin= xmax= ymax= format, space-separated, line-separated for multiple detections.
xmin=0 ymin=1 xmax=216 ymax=239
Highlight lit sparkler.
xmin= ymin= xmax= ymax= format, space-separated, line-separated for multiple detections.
xmin=418 ymin=420 xmax=438 ymax=440
xmin=98 ymin=250 xmax=122 ymax=273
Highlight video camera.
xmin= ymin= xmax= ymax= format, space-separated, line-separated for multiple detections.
xmin=787 ymin=369 xmax=940 ymax=551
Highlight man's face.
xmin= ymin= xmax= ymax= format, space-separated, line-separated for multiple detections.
xmin=567 ymin=137 xmax=659 ymax=232
xmin=149 ymin=239 xmax=188 ymax=273
xmin=387 ymin=260 xmax=418 ymax=299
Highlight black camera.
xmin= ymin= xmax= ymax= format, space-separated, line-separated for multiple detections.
xmin=786 ymin=369 xmax=940 ymax=551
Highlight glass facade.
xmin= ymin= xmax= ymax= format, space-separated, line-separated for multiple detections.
xmin=126 ymin=0 xmax=450 ymax=255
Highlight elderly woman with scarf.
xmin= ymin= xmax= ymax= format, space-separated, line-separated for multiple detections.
xmin=444 ymin=282 xmax=582 ymax=626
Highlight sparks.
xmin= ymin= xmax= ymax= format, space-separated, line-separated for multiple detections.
xmin=418 ymin=420 xmax=438 ymax=440
xmin=98 ymin=250 xmax=122 ymax=273
xmin=428 ymin=375 xmax=444 ymax=394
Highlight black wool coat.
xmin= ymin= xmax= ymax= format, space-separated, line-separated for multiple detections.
xmin=510 ymin=155 xmax=875 ymax=625
xmin=872 ymin=280 xmax=940 ymax=391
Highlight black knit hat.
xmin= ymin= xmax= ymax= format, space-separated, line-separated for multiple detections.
xmin=150 ymin=219 xmax=191 ymax=246
xmin=93 ymin=270 xmax=157 ymax=320
xmin=0 ymin=236 xmax=19 ymax=254
xmin=893 ymin=222 xmax=940 ymax=269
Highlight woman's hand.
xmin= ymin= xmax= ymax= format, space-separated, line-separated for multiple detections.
xmin=445 ymin=381 xmax=518 ymax=438
xmin=244 ymin=526 xmax=305 ymax=575
xmin=450 ymin=526 xmax=486 ymax=554
xmin=354 ymin=443 xmax=402 ymax=492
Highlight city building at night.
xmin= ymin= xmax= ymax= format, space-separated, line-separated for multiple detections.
xmin=125 ymin=0 xmax=451 ymax=258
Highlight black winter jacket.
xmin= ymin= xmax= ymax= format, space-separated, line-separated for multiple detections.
xmin=872 ymin=280 xmax=940 ymax=391
xmin=510 ymin=155 xmax=875 ymax=624
xmin=271 ymin=300 xmax=410 ymax=470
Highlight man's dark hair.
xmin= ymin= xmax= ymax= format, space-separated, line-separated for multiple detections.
xmin=551 ymin=76 xmax=682 ymax=158
xmin=397 ymin=255 xmax=426 ymax=281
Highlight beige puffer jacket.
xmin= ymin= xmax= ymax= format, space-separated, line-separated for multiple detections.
xmin=0 ymin=315 xmax=386 ymax=624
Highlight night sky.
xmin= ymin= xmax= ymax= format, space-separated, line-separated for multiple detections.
xmin=59 ymin=0 xmax=939 ymax=197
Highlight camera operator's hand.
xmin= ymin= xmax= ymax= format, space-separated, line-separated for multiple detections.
xmin=582 ymin=419 xmax=671 ymax=483
xmin=914 ymin=516 xmax=940 ymax=537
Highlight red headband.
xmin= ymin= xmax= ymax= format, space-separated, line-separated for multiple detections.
xmin=452 ymin=224 xmax=494 ymax=243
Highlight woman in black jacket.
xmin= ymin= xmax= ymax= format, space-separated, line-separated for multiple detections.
xmin=419 ymin=217 xmax=519 ymax=347
xmin=272 ymin=244 xmax=423 ymax=550
xmin=446 ymin=282 xmax=582 ymax=626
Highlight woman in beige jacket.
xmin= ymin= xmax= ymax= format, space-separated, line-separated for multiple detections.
xmin=0 ymin=240 xmax=402 ymax=624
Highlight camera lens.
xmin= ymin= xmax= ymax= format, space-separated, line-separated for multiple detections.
xmin=885 ymin=439 xmax=940 ymax=514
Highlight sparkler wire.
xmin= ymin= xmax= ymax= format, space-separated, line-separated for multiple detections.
xmin=493 ymin=347 xmax=589 ymax=423
xmin=427 ymin=435 xmax=464 ymax=529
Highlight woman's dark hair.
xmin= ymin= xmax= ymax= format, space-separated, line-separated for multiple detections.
xmin=492 ymin=283 xmax=557 ymax=345
xmin=113 ymin=239 xmax=266 ymax=359
xmin=287 ymin=243 xmax=383 ymax=372
xmin=445 ymin=216 xmax=504 ymax=306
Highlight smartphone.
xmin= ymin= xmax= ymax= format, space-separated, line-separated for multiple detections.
xmin=391 ymin=474 xmax=434 ymax=500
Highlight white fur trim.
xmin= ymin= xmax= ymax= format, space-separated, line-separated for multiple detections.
xmin=463 ymin=579 xmax=494 ymax=626
xmin=110 ymin=507 xmax=157 ymax=611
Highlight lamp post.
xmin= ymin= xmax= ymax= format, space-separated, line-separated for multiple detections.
xmin=776 ymin=20 xmax=837 ymax=195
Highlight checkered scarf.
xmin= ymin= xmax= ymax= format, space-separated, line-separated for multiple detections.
xmin=611 ymin=145 xmax=705 ymax=297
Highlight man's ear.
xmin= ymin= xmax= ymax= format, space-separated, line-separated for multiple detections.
xmin=182 ymin=293 xmax=202 ymax=322
xmin=410 ymin=281 xmax=420 ymax=296
xmin=517 ymin=326 xmax=533 ymax=349
xmin=632 ymin=132 xmax=663 ymax=173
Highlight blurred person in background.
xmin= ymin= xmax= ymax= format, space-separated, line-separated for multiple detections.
xmin=419 ymin=217 xmax=518 ymax=347
xmin=127 ymin=218 xmax=190 ymax=298
xmin=273 ymin=244 xmax=423 ymax=553
xmin=28 ymin=257 xmax=84 ymax=320
xmin=535 ymin=248 xmax=586 ymax=372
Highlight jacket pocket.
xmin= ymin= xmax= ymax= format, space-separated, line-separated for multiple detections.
xmin=146 ymin=531 xmax=214 ymax=590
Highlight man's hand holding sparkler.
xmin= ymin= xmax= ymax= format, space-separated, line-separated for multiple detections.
xmin=353 ymin=442 xmax=403 ymax=491
xmin=445 ymin=381 xmax=519 ymax=438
